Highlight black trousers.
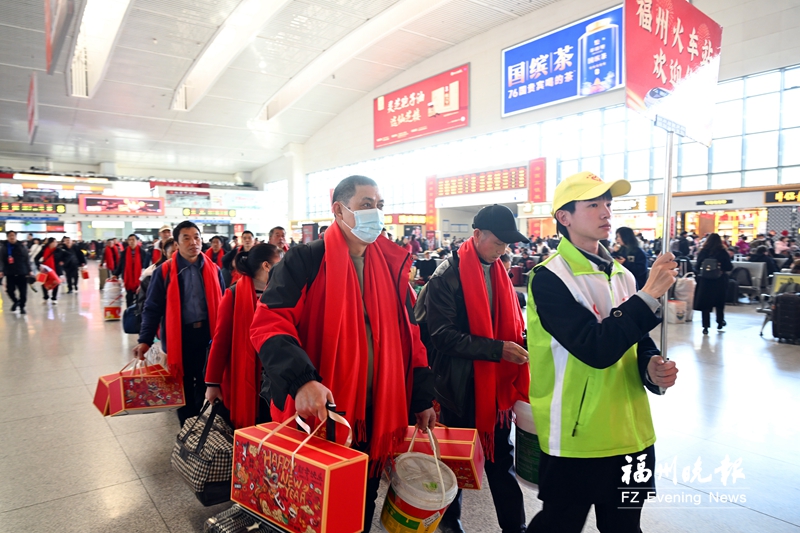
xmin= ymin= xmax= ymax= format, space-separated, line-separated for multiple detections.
xmin=440 ymin=405 xmax=526 ymax=533
xmin=527 ymin=446 xmax=654 ymax=533
xmin=177 ymin=322 xmax=211 ymax=426
xmin=65 ymin=266 xmax=79 ymax=291
xmin=701 ymin=306 xmax=725 ymax=328
xmin=5 ymin=274 xmax=28 ymax=309
xmin=125 ymin=290 xmax=136 ymax=308
xmin=43 ymin=285 xmax=59 ymax=300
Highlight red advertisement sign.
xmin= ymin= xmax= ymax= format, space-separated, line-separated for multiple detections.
xmin=78 ymin=195 xmax=165 ymax=216
xmin=528 ymin=158 xmax=546 ymax=203
xmin=374 ymin=65 xmax=470 ymax=149
xmin=625 ymin=0 xmax=722 ymax=146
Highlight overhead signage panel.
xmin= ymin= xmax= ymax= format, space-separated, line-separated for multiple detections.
xmin=374 ymin=64 xmax=470 ymax=149
xmin=502 ymin=6 xmax=624 ymax=117
xmin=78 ymin=195 xmax=165 ymax=216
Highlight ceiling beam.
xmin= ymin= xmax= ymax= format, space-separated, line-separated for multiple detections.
xmin=171 ymin=0 xmax=293 ymax=112
xmin=253 ymin=0 xmax=456 ymax=124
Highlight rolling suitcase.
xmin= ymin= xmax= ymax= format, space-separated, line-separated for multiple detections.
xmin=772 ymin=293 xmax=800 ymax=344
xmin=509 ymin=265 xmax=523 ymax=286
xmin=725 ymin=279 xmax=739 ymax=305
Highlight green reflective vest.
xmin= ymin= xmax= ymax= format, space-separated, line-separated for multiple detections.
xmin=526 ymin=238 xmax=656 ymax=458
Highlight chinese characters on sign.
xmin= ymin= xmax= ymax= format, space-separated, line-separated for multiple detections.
xmin=766 ymin=190 xmax=800 ymax=203
xmin=502 ymin=6 xmax=623 ymax=117
xmin=374 ymin=65 xmax=469 ymax=149
xmin=528 ymin=159 xmax=547 ymax=203
xmin=0 ymin=202 xmax=66 ymax=214
xmin=625 ymin=0 xmax=723 ymax=146
xmin=182 ymin=208 xmax=236 ymax=217
xmin=436 ymin=166 xmax=527 ymax=197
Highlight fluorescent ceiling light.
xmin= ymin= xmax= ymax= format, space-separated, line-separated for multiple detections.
xmin=14 ymin=173 xmax=110 ymax=184
xmin=172 ymin=0 xmax=292 ymax=112
xmin=67 ymin=0 xmax=133 ymax=98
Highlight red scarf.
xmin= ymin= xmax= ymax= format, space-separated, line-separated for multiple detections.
xmin=229 ymin=275 xmax=260 ymax=428
xmin=123 ymin=245 xmax=142 ymax=292
xmin=230 ymin=246 xmax=244 ymax=285
xmin=104 ymin=246 xmax=119 ymax=271
xmin=152 ymin=247 xmax=162 ymax=265
xmin=458 ymin=236 xmax=529 ymax=460
xmin=256 ymin=222 xmax=420 ymax=467
xmin=205 ymin=248 xmax=224 ymax=268
xmin=42 ymin=246 xmax=56 ymax=270
xmin=163 ymin=256 xmax=223 ymax=378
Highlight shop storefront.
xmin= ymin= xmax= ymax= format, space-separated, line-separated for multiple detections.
xmin=612 ymin=195 xmax=660 ymax=240
xmin=517 ymin=202 xmax=555 ymax=240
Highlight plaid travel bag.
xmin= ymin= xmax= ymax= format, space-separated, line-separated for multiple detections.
xmin=171 ymin=401 xmax=234 ymax=506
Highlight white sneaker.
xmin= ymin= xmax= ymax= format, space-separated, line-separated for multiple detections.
xmin=51 ymin=300 xmax=58 ymax=305
xmin=43 ymin=299 xmax=49 ymax=305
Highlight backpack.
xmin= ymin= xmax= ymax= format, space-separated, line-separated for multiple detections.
xmin=699 ymin=258 xmax=722 ymax=279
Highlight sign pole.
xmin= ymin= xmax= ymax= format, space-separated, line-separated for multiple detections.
xmin=659 ymin=128 xmax=676 ymax=394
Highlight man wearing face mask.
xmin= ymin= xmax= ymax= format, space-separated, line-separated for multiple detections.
xmin=251 ymin=175 xmax=436 ymax=533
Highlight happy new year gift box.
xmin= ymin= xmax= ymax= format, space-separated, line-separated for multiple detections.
xmin=105 ymin=363 xmax=184 ymax=416
xmin=231 ymin=417 xmax=368 ymax=533
xmin=93 ymin=361 xmax=170 ymax=415
xmin=399 ymin=426 xmax=485 ymax=489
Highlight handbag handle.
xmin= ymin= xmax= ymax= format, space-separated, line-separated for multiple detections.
xmin=180 ymin=401 xmax=224 ymax=452
xmin=257 ymin=410 xmax=353 ymax=470
xmin=407 ymin=427 xmax=447 ymax=507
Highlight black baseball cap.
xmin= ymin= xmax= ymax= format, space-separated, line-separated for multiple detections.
xmin=472 ymin=205 xmax=530 ymax=244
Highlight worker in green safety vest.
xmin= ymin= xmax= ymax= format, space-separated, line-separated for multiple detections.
xmin=525 ymin=172 xmax=680 ymax=533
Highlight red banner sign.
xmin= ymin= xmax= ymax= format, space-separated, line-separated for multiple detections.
xmin=625 ymin=0 xmax=722 ymax=146
xmin=374 ymin=65 xmax=470 ymax=149
xmin=79 ymin=195 xmax=165 ymax=216
xmin=528 ymin=158 xmax=546 ymax=203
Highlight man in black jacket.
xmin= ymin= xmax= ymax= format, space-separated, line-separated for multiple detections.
xmin=1 ymin=231 xmax=32 ymax=314
xmin=60 ymin=237 xmax=87 ymax=293
xmin=422 ymin=205 xmax=531 ymax=533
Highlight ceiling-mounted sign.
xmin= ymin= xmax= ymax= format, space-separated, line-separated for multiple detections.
xmin=502 ymin=6 xmax=624 ymax=117
xmin=374 ymin=64 xmax=470 ymax=149
xmin=79 ymin=195 xmax=165 ymax=215
xmin=437 ymin=166 xmax=527 ymax=197
xmin=27 ymin=73 xmax=38 ymax=144
xmin=166 ymin=189 xmax=212 ymax=208
xmin=383 ymin=214 xmax=428 ymax=225
xmin=766 ymin=190 xmax=800 ymax=204
xmin=182 ymin=208 xmax=236 ymax=217
xmin=44 ymin=0 xmax=75 ymax=74
xmin=625 ymin=0 xmax=722 ymax=146
xmin=0 ymin=202 xmax=66 ymax=214
xmin=697 ymin=199 xmax=733 ymax=206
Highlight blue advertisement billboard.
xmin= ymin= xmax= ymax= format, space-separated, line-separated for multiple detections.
xmin=501 ymin=5 xmax=624 ymax=117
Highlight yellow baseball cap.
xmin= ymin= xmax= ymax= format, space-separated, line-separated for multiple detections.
xmin=551 ymin=171 xmax=631 ymax=215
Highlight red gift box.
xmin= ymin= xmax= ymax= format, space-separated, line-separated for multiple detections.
xmin=106 ymin=364 xmax=185 ymax=416
xmin=399 ymin=426 xmax=485 ymax=489
xmin=36 ymin=269 xmax=60 ymax=290
xmin=93 ymin=362 xmax=170 ymax=415
xmin=81 ymin=269 xmax=89 ymax=280
xmin=232 ymin=415 xmax=368 ymax=533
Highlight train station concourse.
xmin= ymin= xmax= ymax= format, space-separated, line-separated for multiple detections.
xmin=1 ymin=0 xmax=800 ymax=532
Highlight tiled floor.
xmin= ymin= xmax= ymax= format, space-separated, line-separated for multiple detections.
xmin=1 ymin=263 xmax=798 ymax=532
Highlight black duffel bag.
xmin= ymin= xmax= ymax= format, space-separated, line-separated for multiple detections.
xmin=122 ymin=305 xmax=141 ymax=334
xmin=171 ymin=401 xmax=234 ymax=506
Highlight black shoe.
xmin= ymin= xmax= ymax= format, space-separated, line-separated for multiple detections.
xmin=702 ymin=328 xmax=709 ymax=335
xmin=67 ymin=289 xmax=74 ymax=294
xmin=11 ymin=302 xmax=18 ymax=312
xmin=20 ymin=308 xmax=26 ymax=315
xmin=718 ymin=321 xmax=726 ymax=330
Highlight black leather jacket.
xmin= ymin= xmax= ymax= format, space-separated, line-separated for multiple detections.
xmin=420 ymin=250 xmax=504 ymax=418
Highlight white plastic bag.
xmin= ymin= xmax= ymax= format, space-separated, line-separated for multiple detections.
xmin=667 ymin=300 xmax=687 ymax=324
xmin=673 ymin=274 xmax=696 ymax=322
xmin=145 ymin=340 xmax=167 ymax=368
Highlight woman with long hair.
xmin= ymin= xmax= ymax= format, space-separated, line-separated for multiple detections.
xmin=615 ymin=226 xmax=649 ymax=290
xmin=34 ymin=237 xmax=64 ymax=304
xmin=693 ymin=233 xmax=733 ymax=334
xmin=136 ymin=238 xmax=174 ymax=316
xmin=205 ymin=243 xmax=282 ymax=428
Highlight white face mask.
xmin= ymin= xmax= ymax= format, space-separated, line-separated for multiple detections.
xmin=341 ymin=204 xmax=385 ymax=244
